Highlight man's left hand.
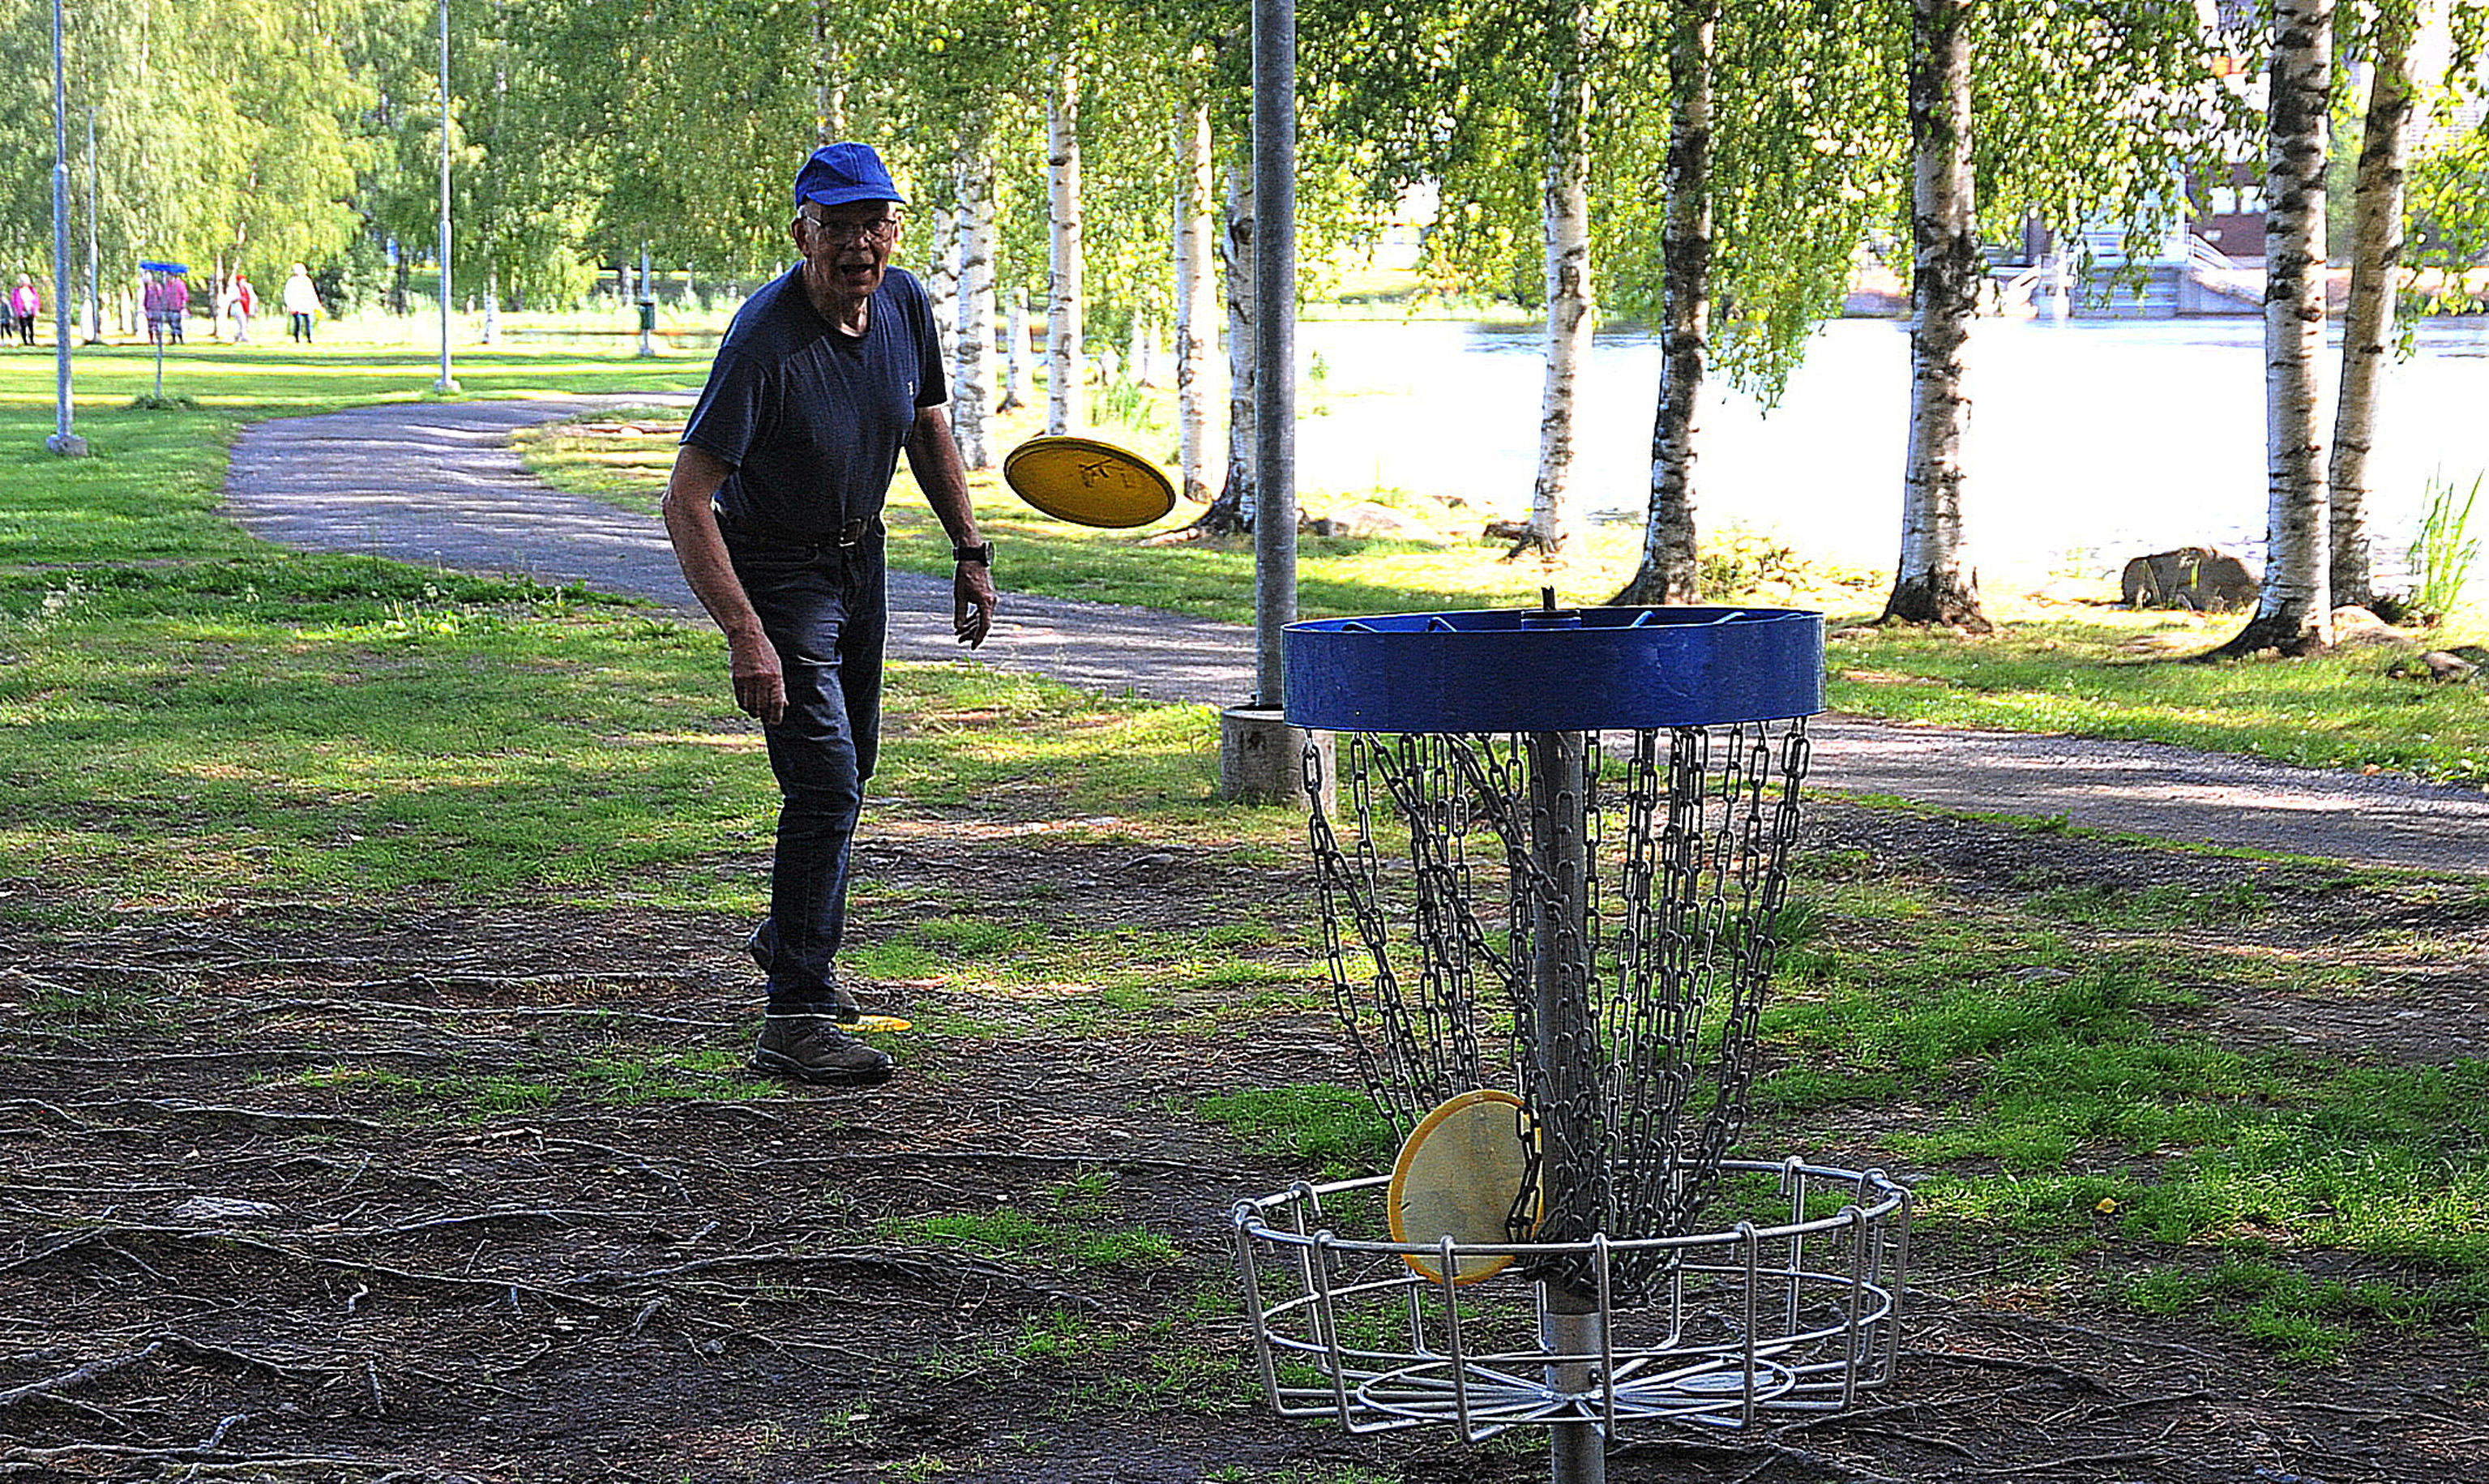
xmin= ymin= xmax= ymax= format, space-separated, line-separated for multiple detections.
xmin=954 ymin=563 xmax=997 ymax=648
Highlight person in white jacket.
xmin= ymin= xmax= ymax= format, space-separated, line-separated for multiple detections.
xmin=281 ymin=264 xmax=321 ymax=343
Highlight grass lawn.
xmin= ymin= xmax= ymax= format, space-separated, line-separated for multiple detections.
xmin=515 ymin=393 xmax=2489 ymax=787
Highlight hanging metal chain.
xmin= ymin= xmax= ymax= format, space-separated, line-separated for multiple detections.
xmin=1304 ymin=719 xmax=1813 ymax=1297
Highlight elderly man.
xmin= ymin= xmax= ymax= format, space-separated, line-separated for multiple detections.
xmin=663 ymin=142 xmax=998 ymax=1087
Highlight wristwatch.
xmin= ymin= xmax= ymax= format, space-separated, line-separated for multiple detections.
xmin=952 ymin=541 xmax=994 ymax=567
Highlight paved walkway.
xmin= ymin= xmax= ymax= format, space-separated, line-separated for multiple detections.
xmin=222 ymin=400 xmax=2489 ymax=878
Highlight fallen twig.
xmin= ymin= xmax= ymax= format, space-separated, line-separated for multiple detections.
xmin=1952 ymin=1309 xmax=2221 ymax=1361
xmin=562 ymin=1246 xmax=1099 ymax=1310
xmin=1969 ymin=1449 xmax=2166 ymax=1477
xmin=0 ymin=1341 xmax=162 ymax=1409
xmin=1619 ymin=1435 xmax=1918 ymax=1484
xmin=18 ymin=1225 xmax=637 ymax=1312
xmin=1903 ymin=1349 xmax=2116 ymax=1395
xmin=0 ymin=1443 xmax=413 ymax=1474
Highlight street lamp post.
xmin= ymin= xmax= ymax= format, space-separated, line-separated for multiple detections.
xmin=46 ymin=0 xmax=86 ymax=456
xmin=1251 ymin=0 xmax=1296 ymax=704
xmin=434 ymin=0 xmax=459 ymax=393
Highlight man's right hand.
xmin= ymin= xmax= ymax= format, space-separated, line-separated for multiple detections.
xmin=662 ymin=443 xmax=787 ymax=728
xmin=729 ymin=633 xmax=789 ymax=726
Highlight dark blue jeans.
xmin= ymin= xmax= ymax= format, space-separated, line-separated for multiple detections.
xmin=725 ymin=524 xmax=886 ymax=1015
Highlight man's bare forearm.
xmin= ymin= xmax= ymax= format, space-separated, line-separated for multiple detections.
xmin=662 ymin=443 xmax=789 ymax=722
xmin=662 ymin=443 xmax=763 ymax=642
xmin=905 ymin=404 xmax=981 ymax=546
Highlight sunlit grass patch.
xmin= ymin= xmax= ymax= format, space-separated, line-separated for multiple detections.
xmin=2122 ymin=1258 xmax=2483 ymax=1366
xmin=2019 ymin=879 xmax=2271 ymax=928
xmin=1195 ymin=1084 xmax=1396 ymax=1175
xmin=878 ymin=1172 xmax=1181 ymax=1269
xmin=280 ymin=1050 xmax=780 ymax=1113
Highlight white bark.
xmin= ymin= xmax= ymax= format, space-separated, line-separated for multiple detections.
xmin=1224 ymin=165 xmax=1258 ymax=519
xmin=1000 ymin=287 xmax=1031 ymax=413
xmin=1888 ymin=0 xmax=1989 ymax=630
xmin=1046 ymin=53 xmax=1085 ymax=436
xmin=1174 ymin=96 xmax=1217 ymax=505
xmin=1529 ymin=0 xmax=1596 ymax=557
xmin=814 ymin=2 xmax=846 ymax=143
xmin=953 ymin=152 xmax=998 ymax=470
xmin=1623 ymin=0 xmax=1714 ymax=606
xmin=1219 ymin=163 xmax=1258 ymax=524
xmin=2329 ymin=4 xmax=2418 ymax=610
xmin=2229 ymin=0 xmax=2336 ymax=653
xmin=924 ymin=204 xmax=960 ymax=378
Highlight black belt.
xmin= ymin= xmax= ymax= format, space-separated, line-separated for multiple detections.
xmin=715 ymin=503 xmax=879 ymax=550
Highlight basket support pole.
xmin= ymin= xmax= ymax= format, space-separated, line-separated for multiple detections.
xmin=1527 ymin=727 xmax=1604 ymax=1484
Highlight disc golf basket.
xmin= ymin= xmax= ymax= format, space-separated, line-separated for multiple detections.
xmin=1231 ymin=601 xmax=1910 ymax=1482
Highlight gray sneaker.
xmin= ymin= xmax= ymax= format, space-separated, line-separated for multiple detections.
xmin=752 ymin=1016 xmax=894 ymax=1087
xmin=746 ymin=922 xmax=864 ymax=1024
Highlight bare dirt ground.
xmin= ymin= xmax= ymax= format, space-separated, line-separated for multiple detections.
xmin=5 ymin=801 xmax=2487 ymax=1484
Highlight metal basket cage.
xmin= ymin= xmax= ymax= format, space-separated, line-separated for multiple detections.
xmin=1232 ymin=1158 xmax=1910 ymax=1440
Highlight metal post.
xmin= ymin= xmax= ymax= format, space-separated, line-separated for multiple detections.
xmin=637 ymin=244 xmax=654 ymax=357
xmin=83 ymin=106 xmax=98 ymax=344
xmin=1526 ymin=710 xmax=1603 ymax=1484
xmin=434 ymin=0 xmax=458 ymax=393
xmin=45 ymin=0 xmax=84 ymax=455
xmin=1249 ymin=0 xmax=1296 ymax=707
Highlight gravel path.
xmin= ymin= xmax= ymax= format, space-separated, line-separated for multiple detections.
xmin=222 ymin=400 xmax=2489 ymax=878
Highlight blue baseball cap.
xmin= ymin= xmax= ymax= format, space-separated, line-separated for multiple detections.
xmin=794 ymin=143 xmax=905 ymax=211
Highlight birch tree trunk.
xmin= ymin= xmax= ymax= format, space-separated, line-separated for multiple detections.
xmin=1614 ymin=0 xmax=1714 ymax=606
xmin=1046 ymin=52 xmax=1086 ymax=436
xmin=924 ymin=203 xmax=961 ymax=377
xmin=1000 ymin=287 xmax=1031 ymax=413
xmin=1528 ymin=0 xmax=1596 ymax=558
xmin=2215 ymin=0 xmax=2335 ymax=656
xmin=2329 ymin=2 xmax=2418 ymax=613
xmin=1174 ymin=97 xmax=1218 ymax=507
xmin=953 ymin=151 xmax=998 ymax=470
xmin=814 ymin=2 xmax=847 ymax=143
xmin=1885 ymin=0 xmax=1991 ymax=632
xmin=1192 ymin=163 xmax=1256 ymax=534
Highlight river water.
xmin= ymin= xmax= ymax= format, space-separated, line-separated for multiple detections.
xmin=1294 ymin=315 xmax=2489 ymax=586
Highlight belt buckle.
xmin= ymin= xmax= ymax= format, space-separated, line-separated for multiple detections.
xmin=836 ymin=519 xmax=869 ymax=549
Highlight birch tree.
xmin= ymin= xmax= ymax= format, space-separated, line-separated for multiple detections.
xmin=1046 ymin=48 xmax=1086 ymax=435
xmin=1529 ymin=0 xmax=1599 ymax=555
xmin=1606 ymin=1 xmax=1905 ymax=608
xmin=1213 ymin=163 xmax=1259 ymax=532
xmin=1888 ymin=0 xmax=1989 ymax=630
xmin=1305 ymin=0 xmax=1605 ymax=557
xmin=1174 ymin=89 xmax=1219 ymax=506
xmin=2214 ymin=0 xmax=2338 ymax=656
xmin=924 ymin=201 xmax=963 ymax=370
xmin=953 ymin=147 xmax=999 ymax=468
xmin=1611 ymin=0 xmax=1718 ymax=605
xmin=2328 ymin=0 xmax=2456 ymax=610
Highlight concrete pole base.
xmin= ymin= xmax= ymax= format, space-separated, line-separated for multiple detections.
xmin=45 ymin=432 xmax=88 ymax=457
xmin=1218 ymin=704 xmax=1332 ymax=811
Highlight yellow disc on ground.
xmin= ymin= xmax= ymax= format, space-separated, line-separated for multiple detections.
xmin=1388 ymin=1088 xmax=1539 ymax=1285
xmin=845 ymin=1014 xmax=913 ymax=1034
xmin=1002 ymin=435 xmax=1178 ymax=528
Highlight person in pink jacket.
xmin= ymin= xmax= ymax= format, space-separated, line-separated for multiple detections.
xmin=7 ymin=275 xmax=36 ymax=346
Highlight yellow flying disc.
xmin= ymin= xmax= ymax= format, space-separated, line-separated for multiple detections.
xmin=1002 ymin=436 xmax=1178 ymax=528
xmin=1388 ymin=1088 xmax=1541 ymax=1285
xmin=845 ymin=1014 xmax=913 ymax=1034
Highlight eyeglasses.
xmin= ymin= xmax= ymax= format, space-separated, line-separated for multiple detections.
xmin=799 ymin=214 xmax=901 ymax=244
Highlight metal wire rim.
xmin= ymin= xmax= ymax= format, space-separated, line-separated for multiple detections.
xmin=1231 ymin=1157 xmax=1910 ymax=1439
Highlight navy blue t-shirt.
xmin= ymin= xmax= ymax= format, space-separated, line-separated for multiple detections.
xmin=682 ymin=265 xmax=947 ymax=541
